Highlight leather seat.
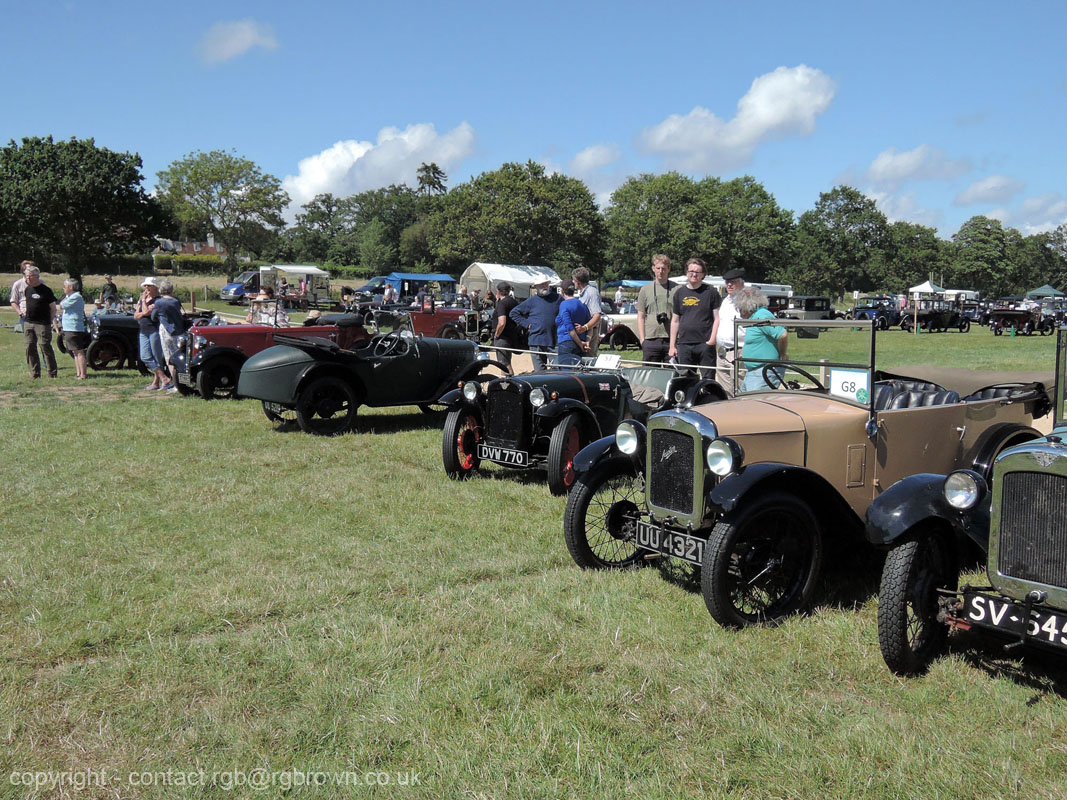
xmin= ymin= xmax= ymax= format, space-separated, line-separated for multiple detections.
xmin=888 ymin=389 xmax=960 ymax=409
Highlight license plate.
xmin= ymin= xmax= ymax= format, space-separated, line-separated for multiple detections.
xmin=177 ymin=372 xmax=193 ymax=386
xmin=477 ymin=444 xmax=529 ymax=466
xmin=963 ymin=591 xmax=1067 ymax=650
xmin=635 ymin=520 xmax=705 ymax=565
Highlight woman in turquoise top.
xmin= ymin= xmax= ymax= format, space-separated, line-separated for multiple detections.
xmin=60 ymin=278 xmax=89 ymax=379
xmin=736 ymin=287 xmax=787 ymax=392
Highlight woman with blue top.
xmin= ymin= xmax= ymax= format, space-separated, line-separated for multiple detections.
xmin=60 ymin=278 xmax=89 ymax=379
xmin=555 ymin=279 xmax=591 ymax=367
xmin=736 ymin=287 xmax=788 ymax=392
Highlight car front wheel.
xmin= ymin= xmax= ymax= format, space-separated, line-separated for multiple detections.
xmin=563 ymin=455 xmax=644 ymax=569
xmin=442 ymin=409 xmax=482 ymax=480
xmin=701 ymin=492 xmax=823 ymax=628
xmin=295 ymin=376 xmax=359 ymax=436
xmin=547 ymin=414 xmax=584 ymax=496
xmin=196 ymin=359 xmax=241 ymax=400
xmin=877 ymin=529 xmax=957 ymax=676
xmin=87 ymin=338 xmax=126 ymax=370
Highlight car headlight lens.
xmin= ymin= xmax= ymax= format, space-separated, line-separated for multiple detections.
xmin=529 ymin=388 xmax=547 ymax=408
xmin=616 ymin=422 xmax=639 ymax=455
xmin=462 ymin=381 xmax=480 ymax=401
xmin=194 ymin=335 xmax=209 ymax=349
xmin=944 ymin=471 xmax=981 ymax=510
xmin=673 ymin=389 xmax=686 ymax=404
xmin=706 ymin=438 xmax=740 ymax=476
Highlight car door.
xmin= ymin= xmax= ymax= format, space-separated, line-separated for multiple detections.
xmin=872 ymin=404 xmax=971 ymax=494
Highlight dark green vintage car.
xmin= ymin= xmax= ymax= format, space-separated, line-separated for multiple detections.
xmin=236 ymin=314 xmax=501 ymax=436
xmin=440 ymin=357 xmax=725 ymax=495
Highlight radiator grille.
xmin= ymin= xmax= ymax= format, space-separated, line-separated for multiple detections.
xmin=486 ymin=386 xmax=525 ymax=446
xmin=998 ymin=470 xmax=1067 ymax=589
xmin=648 ymin=429 xmax=694 ymax=515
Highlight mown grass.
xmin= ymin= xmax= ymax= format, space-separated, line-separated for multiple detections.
xmin=2 ymin=323 xmax=1067 ymax=799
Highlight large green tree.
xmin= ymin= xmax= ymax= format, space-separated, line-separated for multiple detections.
xmin=0 ymin=135 xmax=167 ymax=271
xmin=948 ymin=215 xmax=1020 ymax=297
xmin=873 ymin=221 xmax=947 ymax=293
xmin=156 ymin=150 xmax=288 ymax=260
xmin=429 ymin=161 xmax=605 ymax=273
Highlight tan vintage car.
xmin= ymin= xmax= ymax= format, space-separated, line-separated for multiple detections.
xmin=562 ymin=318 xmax=1053 ymax=628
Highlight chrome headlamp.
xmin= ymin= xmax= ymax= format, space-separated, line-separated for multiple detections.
xmin=616 ymin=421 xmax=641 ymax=455
xmin=706 ymin=438 xmax=743 ymax=476
xmin=529 ymin=388 xmax=547 ymax=408
xmin=462 ymin=381 xmax=480 ymax=401
xmin=944 ymin=470 xmax=984 ymax=510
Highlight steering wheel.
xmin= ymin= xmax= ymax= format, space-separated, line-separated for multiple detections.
xmin=373 ymin=330 xmax=409 ymax=357
xmin=763 ymin=362 xmax=824 ymax=391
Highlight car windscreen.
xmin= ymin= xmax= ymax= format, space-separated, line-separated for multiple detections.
xmin=732 ymin=318 xmax=874 ymax=405
xmin=1057 ymin=327 xmax=1067 ymax=427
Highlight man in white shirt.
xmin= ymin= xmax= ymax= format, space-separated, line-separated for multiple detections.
xmin=572 ymin=267 xmax=602 ymax=355
xmin=710 ymin=268 xmax=745 ymax=396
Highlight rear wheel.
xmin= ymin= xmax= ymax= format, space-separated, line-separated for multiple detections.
xmin=877 ymin=530 xmax=957 ymax=676
xmin=442 ymin=409 xmax=482 ymax=479
xmin=958 ymin=318 xmax=971 ymax=333
xmin=295 ymin=376 xmax=359 ymax=436
xmin=87 ymin=338 xmax=126 ymax=370
xmin=196 ymin=359 xmax=241 ymax=400
xmin=701 ymin=493 xmax=823 ymax=628
xmin=563 ymin=456 xmax=644 ymax=569
xmin=547 ymin=414 xmax=584 ymax=496
xmin=437 ymin=326 xmax=463 ymax=340
xmin=875 ymin=315 xmax=888 ymax=331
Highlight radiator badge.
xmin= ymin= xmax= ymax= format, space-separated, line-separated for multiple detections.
xmin=667 ymin=416 xmax=679 ymax=428
xmin=661 ymin=445 xmax=678 ymax=462
xmin=1032 ymin=451 xmax=1058 ymax=468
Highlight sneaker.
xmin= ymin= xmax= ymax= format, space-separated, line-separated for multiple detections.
xmin=165 ymin=386 xmax=178 ymax=394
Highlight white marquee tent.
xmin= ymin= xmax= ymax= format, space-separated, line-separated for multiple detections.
xmin=459 ymin=263 xmax=562 ymax=299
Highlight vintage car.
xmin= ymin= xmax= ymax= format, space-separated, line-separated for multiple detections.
xmin=848 ymin=295 xmax=902 ymax=330
xmin=236 ymin=313 xmax=501 ymax=435
xmin=864 ymin=334 xmax=1063 ymax=675
xmin=562 ymin=318 xmax=1052 ymax=628
xmin=899 ymin=298 xmax=971 ymax=333
xmin=777 ymin=295 xmax=840 ymax=321
xmin=440 ymin=356 xmax=725 ymax=495
xmin=87 ymin=309 xmax=208 ymax=373
xmin=986 ymin=298 xmax=1053 ymax=336
xmin=171 ymin=311 xmax=372 ymax=400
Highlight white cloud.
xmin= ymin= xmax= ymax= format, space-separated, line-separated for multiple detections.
xmin=1000 ymin=193 xmax=1067 ymax=234
xmin=955 ymin=174 xmax=1025 ymax=206
xmin=570 ymin=144 xmax=621 ymax=174
xmin=867 ymin=190 xmax=943 ymax=229
xmin=637 ymin=65 xmax=836 ymax=172
xmin=282 ymin=122 xmax=477 ymax=211
xmin=199 ymin=19 xmax=278 ymax=64
xmin=865 ymin=145 xmax=971 ymax=186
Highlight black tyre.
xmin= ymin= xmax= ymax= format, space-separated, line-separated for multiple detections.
xmin=195 ymin=359 xmax=241 ymax=400
xmin=875 ymin=315 xmax=888 ymax=331
xmin=958 ymin=318 xmax=971 ymax=333
xmin=175 ymin=380 xmax=196 ymax=396
xmin=87 ymin=338 xmax=126 ymax=370
xmin=295 ymin=376 xmax=359 ymax=436
xmin=877 ymin=531 xmax=957 ymax=676
xmin=437 ymin=326 xmax=463 ymax=340
xmin=547 ymin=413 xmax=584 ymax=496
xmin=701 ymin=493 xmax=823 ymax=628
xmin=563 ymin=456 xmax=644 ymax=569
xmin=262 ymin=401 xmax=297 ymax=427
xmin=442 ymin=409 xmax=482 ymax=480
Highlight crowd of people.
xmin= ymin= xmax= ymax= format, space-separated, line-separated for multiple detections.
xmin=506 ymin=267 xmax=604 ymax=370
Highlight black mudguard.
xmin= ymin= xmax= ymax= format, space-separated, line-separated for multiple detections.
xmin=865 ymin=472 xmax=990 ymax=551
xmin=708 ymin=463 xmax=861 ymax=529
xmin=535 ymin=397 xmax=601 ymax=436
xmin=573 ymin=435 xmax=618 ymax=475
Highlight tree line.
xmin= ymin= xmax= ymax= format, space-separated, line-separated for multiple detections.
xmin=2 ymin=135 xmax=1066 ymax=298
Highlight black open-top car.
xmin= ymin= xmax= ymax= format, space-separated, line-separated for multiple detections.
xmin=236 ymin=313 xmax=501 ymax=436
xmin=440 ymin=356 xmax=725 ymax=495
xmin=864 ymin=332 xmax=1064 ymax=675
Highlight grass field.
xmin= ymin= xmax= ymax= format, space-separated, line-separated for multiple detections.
xmin=2 ymin=314 xmax=1066 ymax=799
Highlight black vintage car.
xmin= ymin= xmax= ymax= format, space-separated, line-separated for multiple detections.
xmin=864 ymin=345 xmax=1062 ymax=675
xmin=440 ymin=358 xmax=725 ymax=495
xmin=87 ymin=310 xmax=207 ymax=373
xmin=236 ymin=314 xmax=501 ymax=435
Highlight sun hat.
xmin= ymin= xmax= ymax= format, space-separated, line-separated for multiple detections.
xmin=140 ymin=277 xmax=158 ymax=288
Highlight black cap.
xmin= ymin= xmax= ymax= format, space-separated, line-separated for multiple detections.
xmin=723 ymin=268 xmax=745 ymax=282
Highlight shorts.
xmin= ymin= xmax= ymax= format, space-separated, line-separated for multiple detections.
xmin=63 ymin=330 xmax=91 ymax=351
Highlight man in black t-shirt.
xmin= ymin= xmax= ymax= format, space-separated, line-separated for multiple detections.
xmin=492 ymin=281 xmax=521 ymax=372
xmin=669 ymin=257 xmax=721 ymax=378
xmin=22 ymin=266 xmax=59 ymax=378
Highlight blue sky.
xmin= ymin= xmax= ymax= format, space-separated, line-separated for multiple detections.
xmin=3 ymin=0 xmax=1065 ymax=238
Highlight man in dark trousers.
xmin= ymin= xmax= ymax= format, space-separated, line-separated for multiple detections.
xmin=510 ymin=279 xmax=560 ymax=370
xmin=668 ymin=257 xmax=720 ymax=378
xmin=21 ymin=265 xmax=59 ymax=378
xmin=492 ymin=281 xmax=521 ymax=372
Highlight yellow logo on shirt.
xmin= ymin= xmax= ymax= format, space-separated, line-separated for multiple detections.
xmin=682 ymin=297 xmax=700 ymax=307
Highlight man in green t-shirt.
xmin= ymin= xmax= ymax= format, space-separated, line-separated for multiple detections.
xmin=636 ymin=253 xmax=675 ymax=364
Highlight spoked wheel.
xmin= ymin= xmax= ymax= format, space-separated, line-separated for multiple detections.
xmin=563 ymin=456 xmax=644 ymax=569
xmin=442 ymin=409 xmax=482 ymax=480
xmin=87 ymin=338 xmax=126 ymax=370
xmin=295 ymin=376 xmax=359 ymax=436
xmin=262 ymin=401 xmax=297 ymax=428
xmin=877 ymin=530 xmax=957 ymax=676
xmin=701 ymin=492 xmax=823 ymax=628
xmin=547 ymin=413 xmax=583 ymax=496
xmin=437 ymin=326 xmax=463 ymax=340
